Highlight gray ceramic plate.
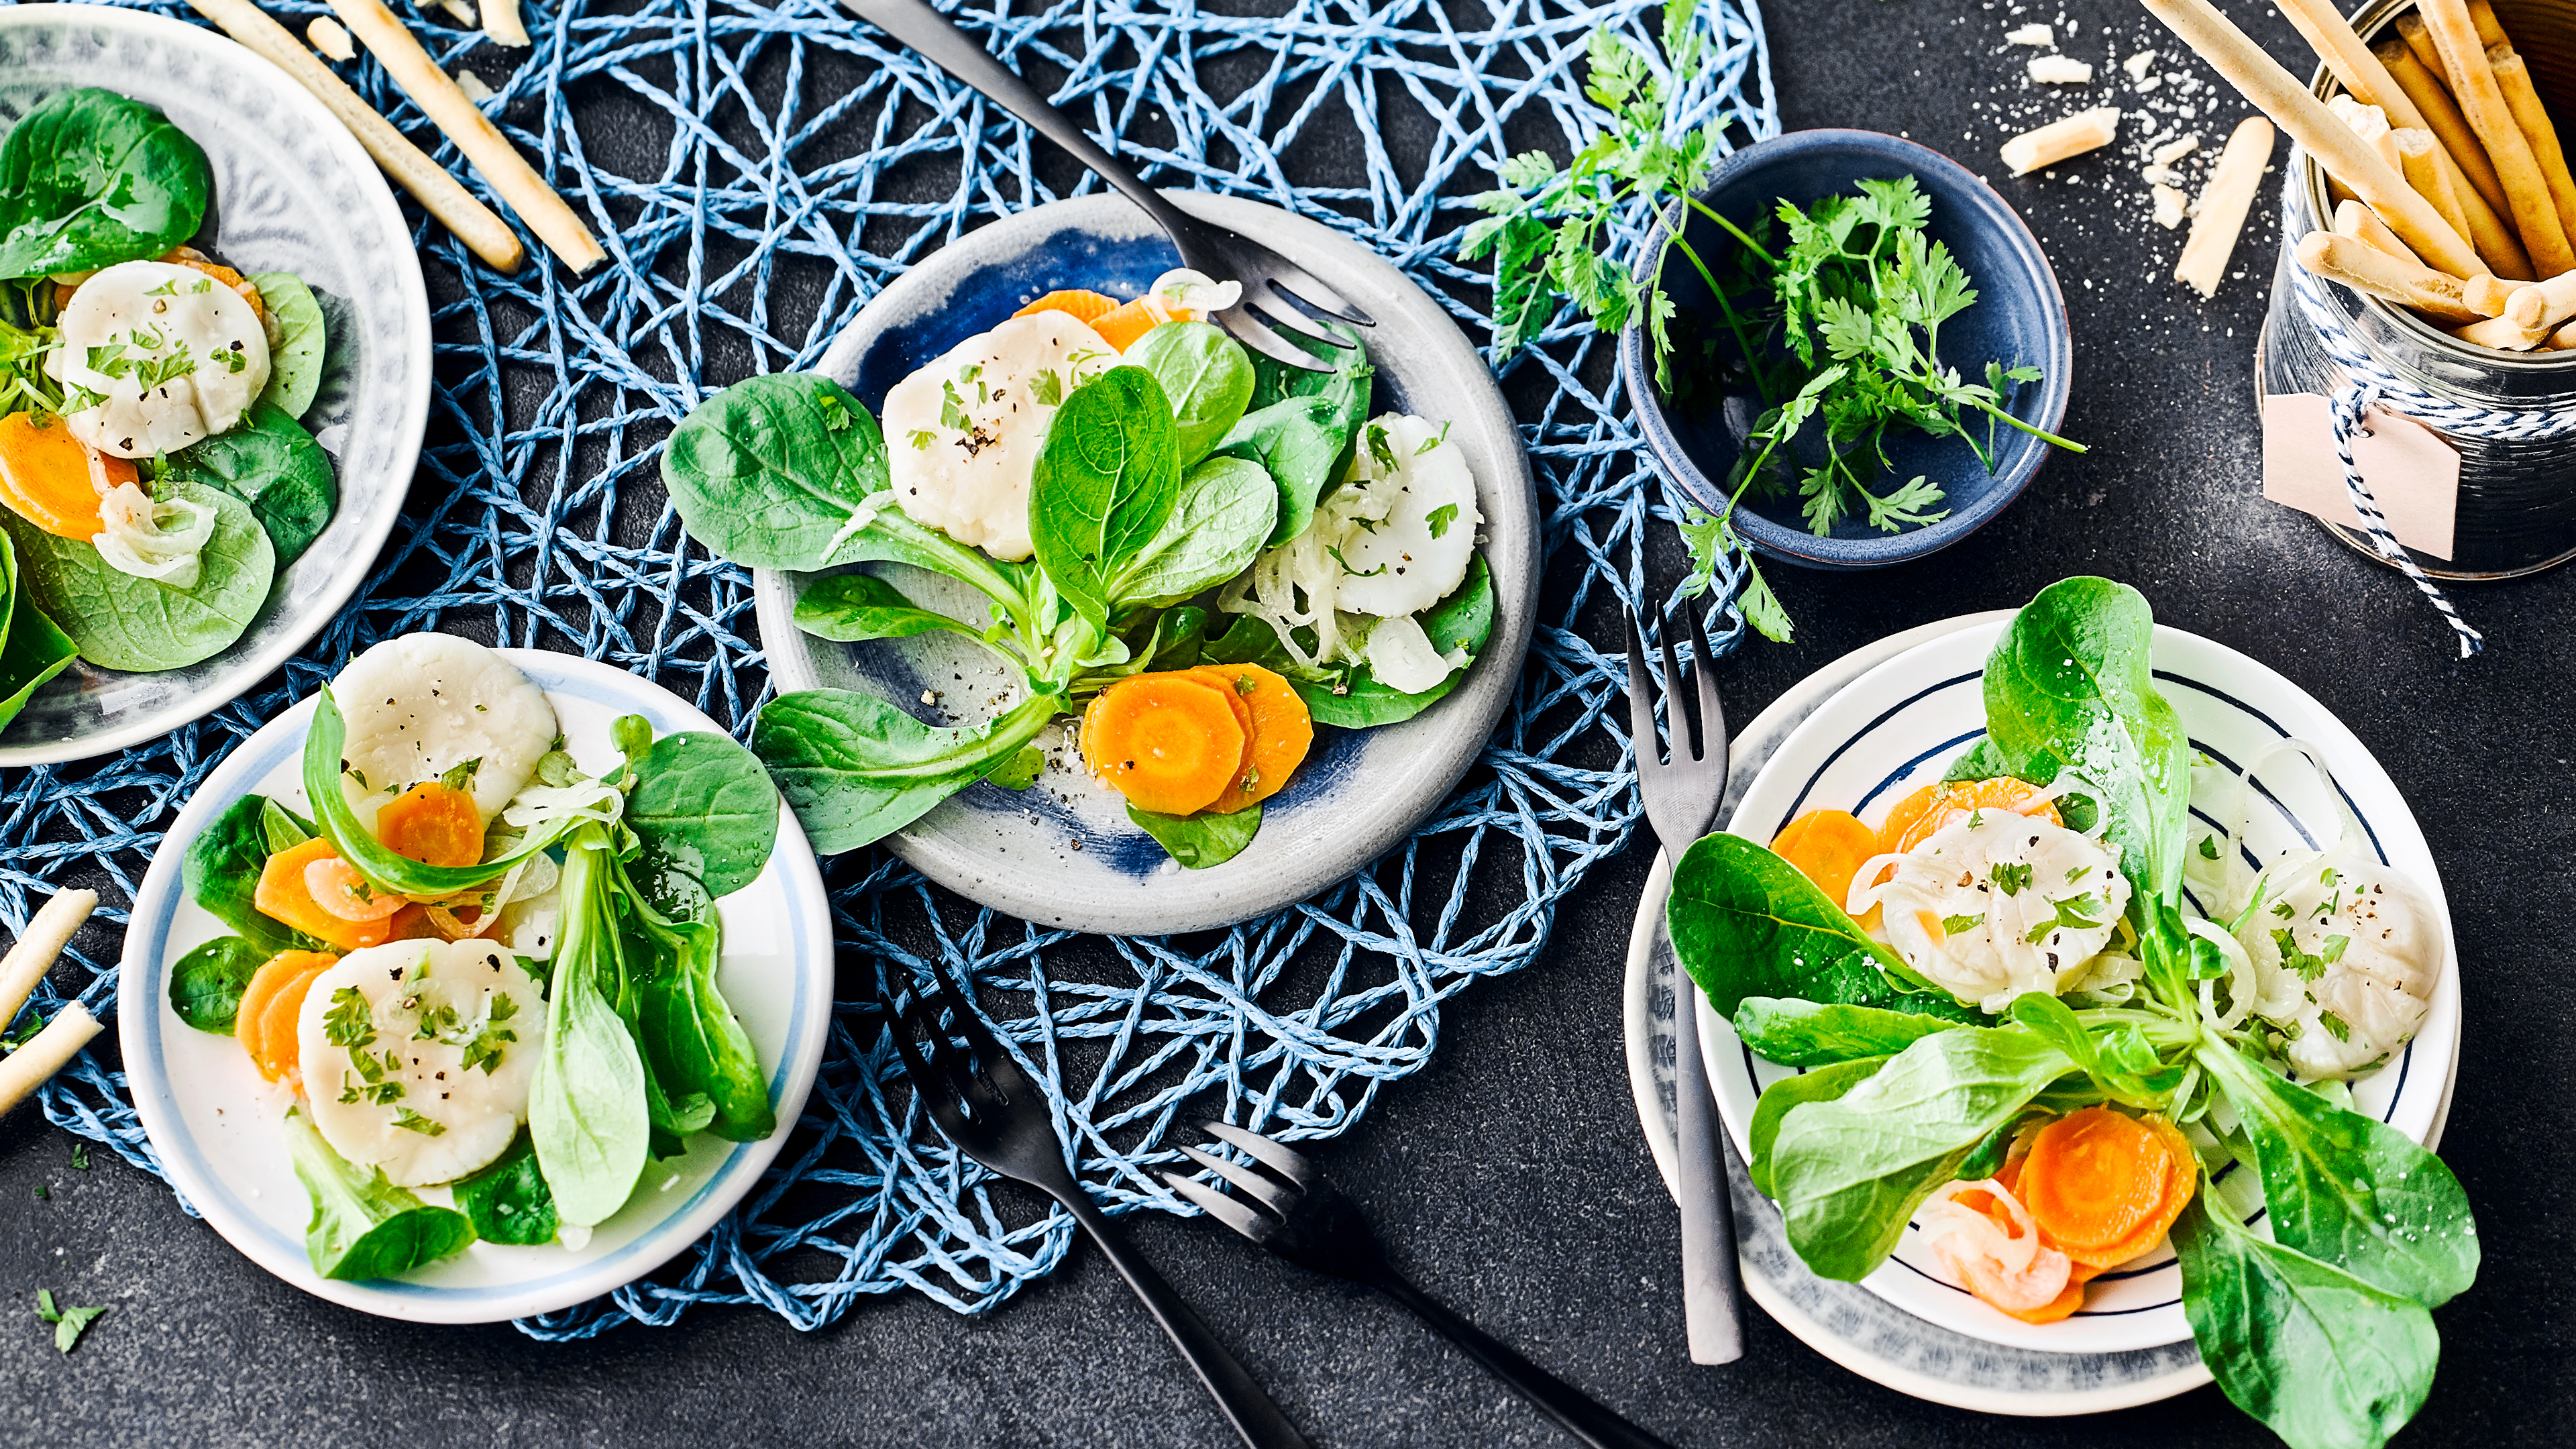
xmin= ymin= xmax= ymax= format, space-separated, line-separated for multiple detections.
xmin=0 ymin=7 xmax=430 ymax=765
xmin=1621 ymin=614 xmax=2461 ymax=1412
xmin=754 ymin=192 xmax=1536 ymax=936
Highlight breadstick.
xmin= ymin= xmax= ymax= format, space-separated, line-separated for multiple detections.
xmin=2453 ymin=312 xmax=2553 ymax=348
xmin=0 ymin=1003 xmax=99 ymax=1118
xmin=2394 ymin=129 xmax=2482 ymax=266
xmin=2376 ymin=36 xmax=2508 ymax=214
xmin=2273 ymin=0 xmax=2524 ymax=278
xmin=2488 ymin=46 xmax=2576 ymax=251
xmin=2139 ymin=0 xmax=2483 ymax=276
xmin=2465 ymin=273 xmax=2519 ymax=315
xmin=2467 ymin=0 xmax=2509 ymax=48
xmin=2548 ymin=318 xmax=2576 ymax=350
xmin=2397 ymin=14 xmax=2448 ymax=85
xmin=2334 ymin=197 xmax=2422 ymax=265
xmin=182 ymin=0 xmax=522 ymax=272
xmin=484 ymin=0 xmax=530 ymax=47
xmin=326 ymin=0 xmax=604 ymax=273
xmin=2298 ymin=230 xmax=2485 ymax=321
xmin=2506 ymin=269 xmax=2576 ymax=330
xmin=2000 ymin=107 xmax=2121 ymax=175
xmin=0 ymin=889 xmax=94 ymax=1032
xmin=2179 ymin=117 xmax=2279 ymax=297
xmin=2418 ymin=0 xmax=2575 ymax=275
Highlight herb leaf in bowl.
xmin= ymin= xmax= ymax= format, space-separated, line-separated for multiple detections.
xmin=0 ymin=88 xmax=211 ymax=278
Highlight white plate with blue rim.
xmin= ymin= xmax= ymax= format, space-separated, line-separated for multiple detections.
xmin=751 ymin=191 xmax=1537 ymax=937
xmin=0 ymin=6 xmax=430 ymax=765
xmin=1625 ymin=613 xmax=2461 ymax=1412
xmin=118 ymin=651 xmax=835 ymax=1324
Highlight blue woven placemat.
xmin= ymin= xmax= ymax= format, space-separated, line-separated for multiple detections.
xmin=18 ymin=0 xmax=1776 ymax=1335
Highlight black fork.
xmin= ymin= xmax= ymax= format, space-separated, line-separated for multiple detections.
xmin=888 ymin=972 xmax=1311 ymax=1449
xmin=1165 ymin=1124 xmax=1678 ymax=1449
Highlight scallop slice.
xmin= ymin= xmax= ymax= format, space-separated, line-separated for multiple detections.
xmin=49 ymin=259 xmax=272 ymax=458
xmin=332 ymin=633 xmax=559 ymax=830
xmin=1323 ymin=413 xmax=1479 ymax=618
xmin=880 ymin=311 xmax=1119 ymax=563
xmin=299 ymin=938 xmax=543 ymax=1187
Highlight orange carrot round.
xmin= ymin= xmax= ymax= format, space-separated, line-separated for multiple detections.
xmin=0 ymin=411 xmax=132 ymax=539
xmin=1014 ymin=288 xmax=1120 ymax=325
xmin=1089 ymin=297 xmax=1177 ymax=352
xmin=256 ymin=838 xmax=423 ymax=951
xmin=374 ymin=782 xmax=484 ymax=867
xmin=235 ymin=949 xmax=338 ymax=1082
xmin=1887 ymin=776 xmax=2063 ymax=853
xmin=1189 ymin=663 xmax=1312 ymax=814
xmin=1770 ymin=809 xmax=1880 ymax=909
xmin=1082 ymin=674 xmax=1248 ymax=814
xmin=2053 ymin=1113 xmax=2199 ymax=1269
xmin=2019 ymin=1106 xmax=2185 ymax=1258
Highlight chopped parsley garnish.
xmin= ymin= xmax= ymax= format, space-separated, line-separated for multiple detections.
xmin=2319 ymin=1010 xmax=2352 ymax=1042
xmin=438 ymin=757 xmax=483 ymax=792
xmin=392 ymin=1108 xmax=446 ymax=1137
xmin=906 ymin=429 xmax=936 ymax=450
xmin=1939 ymin=913 xmax=1984 ymax=935
xmin=1988 ymin=861 xmax=2032 ymax=896
xmin=1425 ymin=502 xmax=1459 ymax=539
xmin=1028 ymin=368 xmax=1065 ymax=407
xmin=2198 ymin=835 xmax=2222 ymax=860
xmin=1366 ymin=423 xmax=1397 ymax=474
xmin=1326 ymin=545 xmax=1386 ymax=578
xmin=322 ymin=987 xmax=376 ymax=1049
xmin=34 ymin=1291 xmax=105 ymax=1354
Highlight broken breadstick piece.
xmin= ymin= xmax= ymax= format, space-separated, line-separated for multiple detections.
xmin=484 ymin=0 xmax=530 ymax=48
xmin=2488 ymin=46 xmax=2576 ymax=253
xmin=2139 ymin=0 xmax=2482 ymax=276
xmin=0 ymin=1002 xmax=99 ymax=1118
xmin=2419 ymin=0 xmax=2575 ymax=275
xmin=2178 ymin=117 xmax=2278 ymax=297
xmin=2298 ymin=230 xmax=2485 ymax=322
xmin=2467 ymin=0 xmax=2509 ymax=48
xmin=2329 ymin=95 xmax=2391 ymax=141
xmin=2333 ymin=197 xmax=2422 ymax=265
xmin=2153 ymin=183 xmax=2189 ymax=229
xmin=2000 ymin=107 xmax=2121 ymax=176
xmin=2029 ymin=56 xmax=2095 ymax=85
xmin=2505 ymin=269 xmax=2576 ymax=331
xmin=2396 ymin=14 xmax=2448 ymax=87
xmin=2464 ymin=273 xmax=2518 ymax=315
xmin=2548 ymin=318 xmax=2576 ymax=350
xmin=183 ymin=0 xmax=523 ymax=271
xmin=307 ymin=15 xmax=356 ymax=60
xmin=0 ymin=890 xmax=95 ymax=1032
xmin=2394 ymin=129 xmax=2495 ymax=276
xmin=327 ymin=0 xmax=605 ymax=273
xmin=2453 ymin=311 xmax=2553 ymax=348
xmin=2375 ymin=36 xmax=2508 ymax=215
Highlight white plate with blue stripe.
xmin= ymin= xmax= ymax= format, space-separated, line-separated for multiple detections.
xmin=1626 ymin=612 xmax=2460 ymax=1409
xmin=118 ymin=651 xmax=835 ymax=1324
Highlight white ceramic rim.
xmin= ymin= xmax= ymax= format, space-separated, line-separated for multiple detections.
xmin=754 ymin=190 xmax=1540 ymax=935
xmin=117 ymin=651 xmax=835 ymax=1324
xmin=0 ymin=5 xmax=433 ymax=765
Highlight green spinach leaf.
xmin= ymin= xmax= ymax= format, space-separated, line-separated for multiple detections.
xmin=2006 ymin=991 xmax=2186 ymax=1108
xmin=1112 ymin=454 xmax=1275 ymax=606
xmin=792 ymin=571 xmax=984 ymax=645
xmin=282 ymin=1106 xmax=476 ymax=1280
xmin=629 ymin=889 xmax=775 ymax=1143
xmin=1667 ymin=830 xmax=1982 ymax=1023
xmin=1747 ymin=1055 xmax=1885 ymax=1197
xmin=2200 ymin=1045 xmax=2479 ymax=1307
xmin=0 ymin=532 xmax=75 ymax=732
xmin=450 ymin=1128 xmax=559 ymax=1246
xmin=157 ymin=400 xmax=335 ymax=566
xmin=528 ymin=825 xmax=651 ymax=1227
xmin=1028 ymin=366 xmax=1181 ymax=635
xmin=1125 ymin=320 xmax=1255 ymax=466
xmin=0 ymin=89 xmax=211 ymax=278
xmin=1216 ymin=396 xmax=1346 ymax=548
xmin=624 ymin=730 xmax=780 ymax=900
xmin=183 ymin=792 xmax=321 ymax=958
xmin=660 ymin=372 xmax=892 ymax=570
xmin=251 ymin=272 xmax=327 ymax=420
xmin=166 ymin=934 xmax=268 ymax=1034
xmin=2172 ymin=1193 xmax=2440 ymax=1449
xmin=1299 ymin=554 xmax=1497 ymax=729
xmin=750 ymin=690 xmax=1058 ymax=854
xmin=1978 ymin=578 xmax=2191 ymax=917
xmin=1126 ymin=802 xmax=1262 ymax=868
xmin=1731 ymin=997 xmax=1959 ymax=1067
xmin=1766 ymin=1026 xmax=2072 ymax=1279
xmin=2 ymin=479 xmax=273 ymax=672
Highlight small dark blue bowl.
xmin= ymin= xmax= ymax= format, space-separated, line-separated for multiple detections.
xmin=1619 ymin=129 xmax=2072 ymax=571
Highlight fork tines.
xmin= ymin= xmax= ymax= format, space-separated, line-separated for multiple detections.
xmin=887 ymin=967 xmax=1014 ymax=1118
xmin=1159 ymin=1122 xmax=1313 ymax=1241
xmin=1623 ymin=603 xmax=1724 ymax=767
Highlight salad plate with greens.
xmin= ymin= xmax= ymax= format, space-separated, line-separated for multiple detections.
xmin=119 ymin=637 xmax=832 ymax=1322
xmin=672 ymin=191 xmax=1534 ymax=936
xmin=0 ymin=7 xmax=429 ymax=763
xmin=1658 ymin=579 xmax=2467 ymax=1446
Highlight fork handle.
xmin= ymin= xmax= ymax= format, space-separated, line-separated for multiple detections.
xmin=1371 ymin=1274 xmax=1678 ymax=1449
xmin=1057 ymin=1190 xmax=1313 ymax=1449
xmin=835 ymin=0 xmax=1195 ymax=237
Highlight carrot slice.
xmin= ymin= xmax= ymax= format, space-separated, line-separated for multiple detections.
xmin=1189 ymin=663 xmax=1313 ymax=814
xmin=2056 ymin=1113 xmax=2200 ymax=1269
xmin=235 ymin=949 xmax=338 ymax=1082
xmin=1081 ymin=674 xmax=1247 ymax=814
xmin=1770 ymin=809 xmax=1880 ymax=910
xmin=1888 ymin=776 xmax=2063 ymax=853
xmin=374 ymin=782 xmax=484 ymax=868
xmin=1014 ymin=288 xmax=1120 ymax=325
xmin=255 ymin=837 xmax=425 ymax=951
xmin=1089 ymin=297 xmax=1177 ymax=352
xmin=0 ymin=411 xmax=133 ymax=539
xmin=1193 ymin=668 xmax=1258 ymax=807
xmin=2000 ymin=1260 xmax=2102 ymax=1324
xmin=2019 ymin=1105 xmax=2178 ymax=1256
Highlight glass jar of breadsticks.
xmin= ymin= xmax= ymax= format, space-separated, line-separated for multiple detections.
xmin=2247 ymin=0 xmax=2576 ymax=578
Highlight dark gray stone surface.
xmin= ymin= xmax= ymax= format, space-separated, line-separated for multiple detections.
xmin=2 ymin=0 xmax=2569 ymax=1444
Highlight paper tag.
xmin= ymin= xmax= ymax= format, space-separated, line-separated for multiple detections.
xmin=2260 ymin=394 xmax=2460 ymax=561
